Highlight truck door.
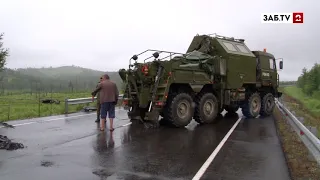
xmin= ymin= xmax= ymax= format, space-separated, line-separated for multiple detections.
xmin=268 ymin=58 xmax=278 ymax=88
xmin=260 ymin=56 xmax=277 ymax=84
xmin=259 ymin=56 xmax=271 ymax=82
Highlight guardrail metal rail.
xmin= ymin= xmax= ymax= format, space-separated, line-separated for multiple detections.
xmin=275 ymin=98 xmax=320 ymax=166
xmin=65 ymin=94 xmax=124 ymax=114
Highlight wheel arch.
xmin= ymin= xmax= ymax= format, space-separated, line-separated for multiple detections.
xmin=168 ymin=83 xmax=194 ymax=95
xmin=198 ymin=84 xmax=219 ymax=97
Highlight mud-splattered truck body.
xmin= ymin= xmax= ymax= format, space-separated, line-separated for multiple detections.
xmin=118 ymin=34 xmax=283 ymax=128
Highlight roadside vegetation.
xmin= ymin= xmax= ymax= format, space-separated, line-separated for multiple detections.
xmin=283 ymin=86 xmax=320 ymax=118
xmin=279 ymin=63 xmax=320 ymax=138
xmin=0 ymin=33 xmax=8 ymax=71
xmin=293 ymin=63 xmax=320 ymax=117
xmin=273 ymin=106 xmax=320 ymax=179
xmin=274 ymin=64 xmax=320 ymax=179
xmin=0 ymin=33 xmax=125 ymax=122
xmin=0 ymin=92 xmax=97 ymax=122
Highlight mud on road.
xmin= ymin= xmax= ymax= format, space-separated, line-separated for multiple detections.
xmin=0 ymin=135 xmax=24 ymax=151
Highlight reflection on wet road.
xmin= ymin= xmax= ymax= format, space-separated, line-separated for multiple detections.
xmin=0 ymin=109 xmax=290 ymax=180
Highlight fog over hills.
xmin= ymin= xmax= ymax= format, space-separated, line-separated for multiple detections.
xmin=0 ymin=66 xmax=122 ymax=93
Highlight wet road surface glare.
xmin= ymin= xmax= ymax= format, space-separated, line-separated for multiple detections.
xmin=0 ymin=109 xmax=290 ymax=180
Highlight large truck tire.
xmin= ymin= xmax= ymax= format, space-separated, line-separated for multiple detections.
xmin=260 ymin=93 xmax=275 ymax=116
xmin=164 ymin=93 xmax=194 ymax=127
xmin=241 ymin=92 xmax=261 ymax=118
xmin=194 ymin=92 xmax=219 ymax=124
xmin=127 ymin=104 xmax=141 ymax=120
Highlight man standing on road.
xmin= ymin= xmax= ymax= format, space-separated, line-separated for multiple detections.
xmin=91 ymin=74 xmax=119 ymax=131
xmin=92 ymin=77 xmax=103 ymax=123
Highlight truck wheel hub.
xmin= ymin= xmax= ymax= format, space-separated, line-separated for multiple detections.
xmin=266 ymin=98 xmax=273 ymax=111
xmin=177 ymin=101 xmax=189 ymax=118
xmin=252 ymin=99 xmax=259 ymax=112
xmin=204 ymin=100 xmax=214 ymax=115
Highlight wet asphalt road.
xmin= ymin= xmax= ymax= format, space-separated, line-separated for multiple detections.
xmin=0 ymin=108 xmax=291 ymax=180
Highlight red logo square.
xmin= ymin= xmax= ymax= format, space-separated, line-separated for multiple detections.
xmin=293 ymin=12 xmax=304 ymax=23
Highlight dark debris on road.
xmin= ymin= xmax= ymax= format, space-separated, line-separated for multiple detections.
xmin=0 ymin=135 xmax=25 ymax=150
xmin=0 ymin=122 xmax=15 ymax=128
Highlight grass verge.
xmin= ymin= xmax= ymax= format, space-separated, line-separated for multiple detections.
xmin=280 ymin=86 xmax=320 ymax=138
xmin=273 ymin=107 xmax=320 ymax=180
xmin=0 ymin=92 xmax=97 ymax=122
xmin=283 ymin=86 xmax=320 ymax=118
xmin=273 ymin=106 xmax=320 ymax=179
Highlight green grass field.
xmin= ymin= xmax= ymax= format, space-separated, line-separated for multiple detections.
xmin=0 ymin=92 xmax=97 ymax=122
xmin=283 ymin=86 xmax=320 ymax=117
xmin=281 ymin=86 xmax=320 ymax=138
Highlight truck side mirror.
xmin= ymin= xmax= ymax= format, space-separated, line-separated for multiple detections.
xmin=279 ymin=61 xmax=283 ymax=69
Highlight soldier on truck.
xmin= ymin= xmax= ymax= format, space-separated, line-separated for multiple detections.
xmin=118 ymin=33 xmax=283 ymax=128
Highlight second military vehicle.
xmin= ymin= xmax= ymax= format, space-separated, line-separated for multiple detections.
xmin=118 ymin=33 xmax=283 ymax=128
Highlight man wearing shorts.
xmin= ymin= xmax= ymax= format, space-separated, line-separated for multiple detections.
xmin=91 ymin=74 xmax=119 ymax=131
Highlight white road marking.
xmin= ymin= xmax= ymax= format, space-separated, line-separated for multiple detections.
xmin=121 ymin=122 xmax=132 ymax=127
xmin=113 ymin=122 xmax=133 ymax=130
xmin=192 ymin=117 xmax=242 ymax=180
xmin=0 ymin=109 xmax=124 ymax=128
xmin=12 ymin=122 xmax=37 ymax=126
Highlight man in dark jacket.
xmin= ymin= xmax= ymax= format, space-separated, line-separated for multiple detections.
xmin=91 ymin=74 xmax=119 ymax=131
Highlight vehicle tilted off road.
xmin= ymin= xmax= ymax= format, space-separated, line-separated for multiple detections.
xmin=118 ymin=34 xmax=283 ymax=128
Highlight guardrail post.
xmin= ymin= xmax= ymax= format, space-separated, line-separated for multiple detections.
xmin=65 ymin=98 xmax=68 ymax=114
xmin=7 ymin=105 xmax=10 ymax=121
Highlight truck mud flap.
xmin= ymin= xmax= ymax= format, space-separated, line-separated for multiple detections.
xmin=277 ymin=92 xmax=283 ymax=98
xmin=144 ymin=111 xmax=160 ymax=122
xmin=127 ymin=111 xmax=142 ymax=120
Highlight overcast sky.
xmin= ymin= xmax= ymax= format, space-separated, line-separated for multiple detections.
xmin=0 ymin=0 xmax=319 ymax=81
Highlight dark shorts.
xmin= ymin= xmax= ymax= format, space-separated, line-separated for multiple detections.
xmin=100 ymin=102 xmax=116 ymax=119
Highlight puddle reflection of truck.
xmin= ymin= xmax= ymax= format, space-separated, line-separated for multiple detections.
xmin=118 ymin=34 xmax=283 ymax=128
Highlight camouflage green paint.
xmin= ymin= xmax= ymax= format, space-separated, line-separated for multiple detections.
xmin=119 ymin=33 xmax=282 ymax=122
xmin=252 ymin=51 xmax=279 ymax=88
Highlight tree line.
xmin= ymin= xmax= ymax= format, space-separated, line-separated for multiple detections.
xmin=297 ymin=63 xmax=320 ymax=97
xmin=0 ymin=33 xmax=123 ymax=95
xmin=280 ymin=81 xmax=297 ymax=86
xmin=0 ymin=33 xmax=8 ymax=71
xmin=0 ymin=68 xmax=122 ymax=95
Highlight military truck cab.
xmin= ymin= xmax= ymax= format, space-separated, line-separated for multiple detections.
xmin=252 ymin=50 xmax=283 ymax=85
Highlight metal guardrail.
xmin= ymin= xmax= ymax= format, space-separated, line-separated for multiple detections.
xmin=64 ymin=94 xmax=124 ymax=114
xmin=275 ymin=98 xmax=320 ymax=165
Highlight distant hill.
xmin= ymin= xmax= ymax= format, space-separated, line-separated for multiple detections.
xmin=0 ymin=66 xmax=122 ymax=94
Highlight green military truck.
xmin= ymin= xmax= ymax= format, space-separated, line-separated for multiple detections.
xmin=118 ymin=34 xmax=283 ymax=128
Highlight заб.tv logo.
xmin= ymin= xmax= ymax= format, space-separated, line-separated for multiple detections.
xmin=261 ymin=12 xmax=304 ymax=23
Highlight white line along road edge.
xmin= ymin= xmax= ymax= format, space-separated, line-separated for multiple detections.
xmin=0 ymin=109 xmax=125 ymax=128
xmin=192 ymin=117 xmax=242 ymax=180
